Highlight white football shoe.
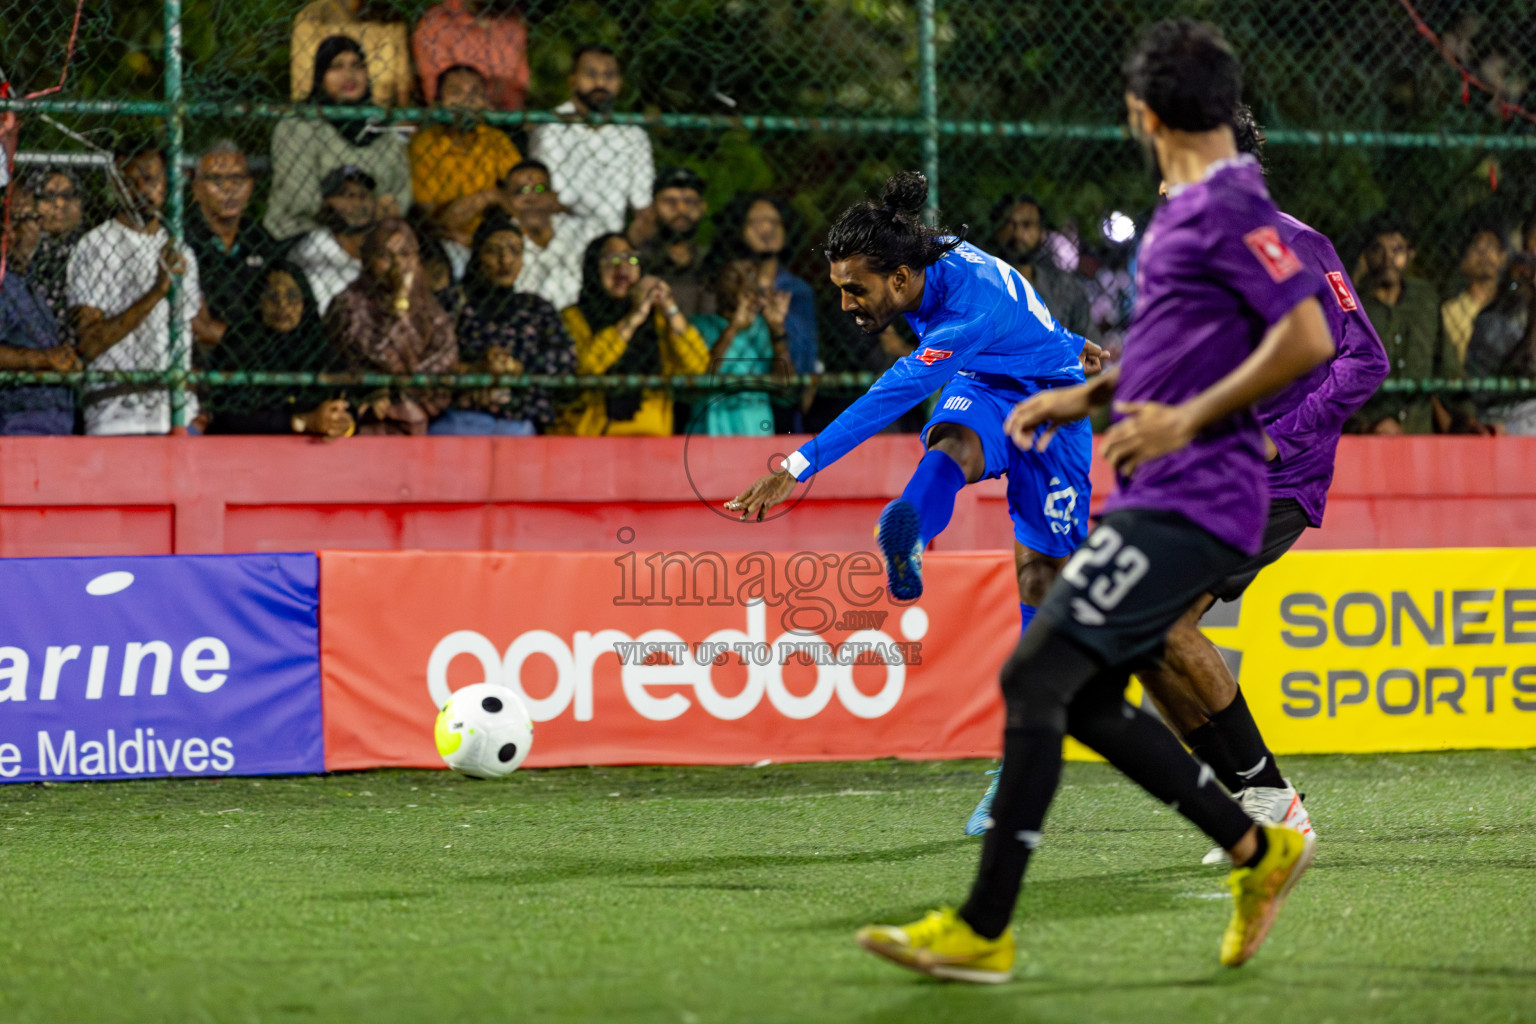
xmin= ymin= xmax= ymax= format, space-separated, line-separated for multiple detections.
xmin=1202 ymin=781 xmax=1316 ymax=866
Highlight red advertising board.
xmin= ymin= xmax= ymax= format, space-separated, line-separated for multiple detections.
xmin=319 ymin=550 xmax=1019 ymax=770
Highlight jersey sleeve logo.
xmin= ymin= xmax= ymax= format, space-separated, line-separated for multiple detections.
xmin=1324 ymin=270 xmax=1358 ymax=311
xmin=1243 ymin=226 xmax=1304 ymax=283
xmin=914 ymin=347 xmax=953 ymax=365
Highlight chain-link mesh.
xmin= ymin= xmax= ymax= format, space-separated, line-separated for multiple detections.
xmin=2 ymin=0 xmax=1535 ymax=437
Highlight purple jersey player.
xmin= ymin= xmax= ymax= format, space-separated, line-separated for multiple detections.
xmin=1136 ymin=105 xmax=1390 ymax=868
xmin=855 ymin=20 xmax=1335 ymax=983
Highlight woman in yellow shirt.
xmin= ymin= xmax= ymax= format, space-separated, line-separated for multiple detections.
xmin=556 ymin=233 xmax=709 ymax=436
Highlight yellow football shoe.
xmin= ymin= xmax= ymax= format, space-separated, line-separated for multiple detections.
xmin=856 ymin=907 xmax=1014 ymax=984
xmin=1220 ymin=823 xmax=1314 ymax=967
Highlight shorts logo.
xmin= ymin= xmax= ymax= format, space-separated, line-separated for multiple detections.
xmin=940 ymin=395 xmax=972 ymax=412
xmin=914 ymin=347 xmax=952 ymax=365
xmin=1325 ymin=271 xmax=1358 ymax=311
xmin=1044 ymin=477 xmax=1079 ymax=535
xmin=1243 ymin=226 xmax=1304 ymax=283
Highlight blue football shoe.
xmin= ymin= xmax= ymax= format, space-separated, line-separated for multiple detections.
xmin=875 ymin=499 xmax=924 ymax=601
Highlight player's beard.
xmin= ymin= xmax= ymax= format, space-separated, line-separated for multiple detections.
xmin=846 ymin=308 xmax=888 ymax=333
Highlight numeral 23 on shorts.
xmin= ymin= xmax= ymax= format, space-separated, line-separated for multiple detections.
xmin=1061 ymin=525 xmax=1148 ymax=625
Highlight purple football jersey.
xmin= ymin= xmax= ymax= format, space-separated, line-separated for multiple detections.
xmin=1101 ymin=156 xmax=1326 ymax=555
xmin=1257 ymin=214 xmax=1389 ymax=527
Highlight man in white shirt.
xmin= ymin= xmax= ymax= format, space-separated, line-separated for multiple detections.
xmin=527 ymin=43 xmax=654 ymax=238
xmin=287 ymin=165 xmax=378 ymax=313
xmin=502 ymin=160 xmax=602 ymax=310
xmin=67 ymin=144 xmax=205 ymax=436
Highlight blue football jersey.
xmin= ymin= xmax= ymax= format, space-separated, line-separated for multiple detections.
xmin=786 ymin=240 xmax=1086 ymax=479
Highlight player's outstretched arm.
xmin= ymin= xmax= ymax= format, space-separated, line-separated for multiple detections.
xmin=730 ymin=307 xmax=993 ymax=506
xmin=1006 ymin=366 xmax=1119 ymax=452
xmin=1102 ymin=297 xmax=1333 ymax=475
xmin=724 ymin=328 xmax=980 ymax=522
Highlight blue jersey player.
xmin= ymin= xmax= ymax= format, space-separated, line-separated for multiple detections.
xmin=726 ymin=171 xmax=1098 ymax=637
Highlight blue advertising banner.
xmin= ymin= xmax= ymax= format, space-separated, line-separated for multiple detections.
xmin=0 ymin=554 xmax=322 ymax=782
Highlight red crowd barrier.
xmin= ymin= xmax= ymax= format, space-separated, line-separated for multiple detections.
xmin=0 ymin=435 xmax=1532 ymax=557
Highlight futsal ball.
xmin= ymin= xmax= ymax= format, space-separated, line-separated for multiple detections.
xmin=434 ymin=682 xmax=534 ymax=779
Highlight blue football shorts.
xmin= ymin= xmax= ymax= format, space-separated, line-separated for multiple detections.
xmin=921 ymin=373 xmax=1092 ymax=557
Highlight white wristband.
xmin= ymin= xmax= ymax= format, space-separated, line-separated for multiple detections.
xmin=784 ymin=450 xmax=811 ymax=480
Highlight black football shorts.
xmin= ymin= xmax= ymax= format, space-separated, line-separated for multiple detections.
xmin=1038 ymin=509 xmax=1248 ymax=668
xmin=1207 ymin=497 xmax=1310 ymax=604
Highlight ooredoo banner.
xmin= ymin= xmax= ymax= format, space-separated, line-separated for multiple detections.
xmin=0 ymin=554 xmax=323 ymax=782
xmin=319 ymin=550 xmax=1020 ymax=769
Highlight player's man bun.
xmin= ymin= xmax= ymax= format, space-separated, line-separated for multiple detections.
xmin=825 ymin=170 xmax=964 ymax=274
xmin=880 ymin=171 xmax=929 ymax=218
xmin=1233 ymin=103 xmax=1268 ymax=174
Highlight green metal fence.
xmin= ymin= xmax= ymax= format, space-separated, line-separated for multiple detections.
xmin=1 ymin=0 xmax=1535 ymax=436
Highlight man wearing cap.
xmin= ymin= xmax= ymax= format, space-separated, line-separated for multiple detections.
xmin=288 ymin=165 xmax=379 ymax=313
xmin=638 ymin=166 xmax=713 ymax=318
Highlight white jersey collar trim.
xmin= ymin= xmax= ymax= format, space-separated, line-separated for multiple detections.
xmin=1165 ymin=152 xmax=1258 ymax=198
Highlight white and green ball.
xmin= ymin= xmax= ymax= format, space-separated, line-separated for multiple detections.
xmin=435 ymin=682 xmax=534 ymax=779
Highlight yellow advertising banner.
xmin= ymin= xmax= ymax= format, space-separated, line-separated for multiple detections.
xmin=1198 ymin=548 xmax=1536 ymax=754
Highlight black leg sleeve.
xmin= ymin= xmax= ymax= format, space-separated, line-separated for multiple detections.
xmin=958 ymin=626 xmax=1101 ymax=939
xmin=1066 ymin=675 xmax=1254 ymax=851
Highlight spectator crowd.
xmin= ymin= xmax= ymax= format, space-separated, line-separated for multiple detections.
xmin=2 ymin=0 xmax=1533 ymax=438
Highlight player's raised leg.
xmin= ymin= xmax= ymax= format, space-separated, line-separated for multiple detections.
xmin=875 ymin=423 xmax=982 ymax=601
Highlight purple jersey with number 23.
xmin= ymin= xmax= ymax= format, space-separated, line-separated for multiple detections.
xmin=1100 ymin=155 xmax=1326 ymax=555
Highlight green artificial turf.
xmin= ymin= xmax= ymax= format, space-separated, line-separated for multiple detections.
xmin=0 ymin=750 xmax=1532 ymax=1023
